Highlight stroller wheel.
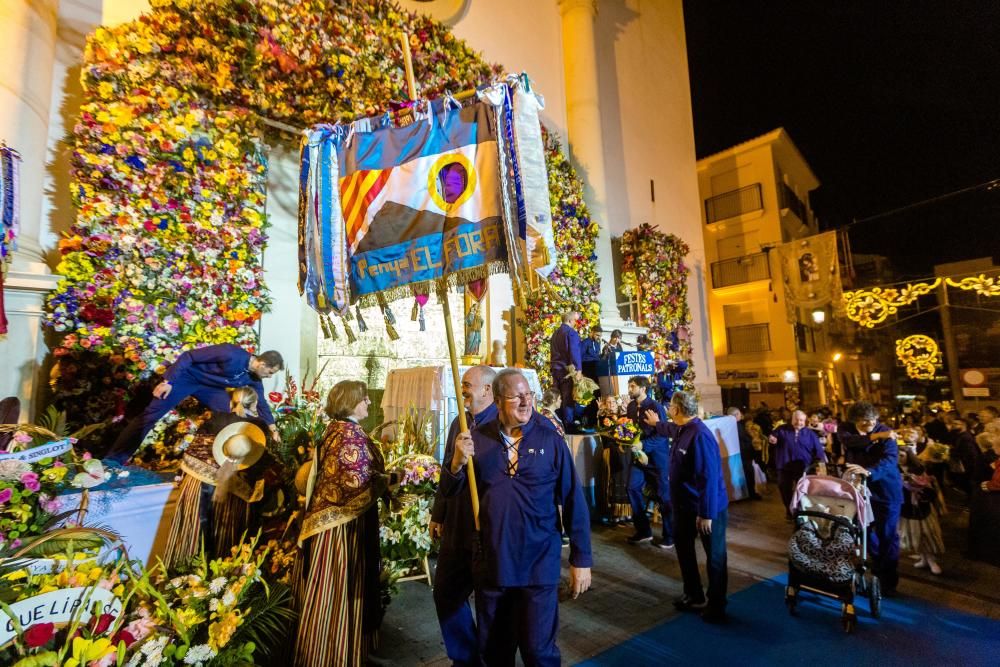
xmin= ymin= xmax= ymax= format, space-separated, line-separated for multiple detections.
xmin=869 ymin=575 xmax=882 ymax=619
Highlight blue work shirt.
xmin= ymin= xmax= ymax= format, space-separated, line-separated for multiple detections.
xmin=162 ymin=343 xmax=275 ymax=424
xmin=549 ymin=324 xmax=582 ymax=374
xmin=431 ymin=402 xmax=499 ymax=553
xmin=655 ymin=418 xmax=729 ymax=519
xmin=838 ymin=423 xmax=903 ymax=507
xmin=627 ymin=396 xmax=669 ymax=451
xmin=440 ymin=412 xmax=593 ymax=587
xmin=771 ymin=424 xmax=827 ymax=471
xmin=581 ymin=337 xmax=602 ymax=364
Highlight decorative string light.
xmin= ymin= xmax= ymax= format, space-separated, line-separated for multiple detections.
xmin=895 ymin=334 xmax=941 ymax=380
xmin=843 ymin=274 xmax=1000 ymax=328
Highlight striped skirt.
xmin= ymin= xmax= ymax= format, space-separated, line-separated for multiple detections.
xmin=899 ymin=512 xmax=945 ymax=555
xmin=163 ymin=474 xmax=247 ymax=568
xmin=294 ymin=510 xmax=380 ymax=667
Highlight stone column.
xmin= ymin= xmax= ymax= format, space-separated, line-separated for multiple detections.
xmin=0 ymin=0 xmax=62 ymax=420
xmin=558 ymin=0 xmax=620 ymax=322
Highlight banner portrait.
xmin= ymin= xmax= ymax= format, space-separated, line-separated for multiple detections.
xmin=776 ymin=231 xmax=843 ymax=323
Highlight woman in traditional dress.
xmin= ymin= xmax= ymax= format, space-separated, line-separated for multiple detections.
xmin=294 ymin=380 xmax=400 ymax=667
xmin=163 ymin=387 xmax=271 ymax=567
xmin=593 ymin=395 xmax=633 ymax=525
xmin=538 ymin=387 xmax=566 ymax=436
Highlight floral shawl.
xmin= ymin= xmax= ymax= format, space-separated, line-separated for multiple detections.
xmin=301 ymin=419 xmax=387 ymax=542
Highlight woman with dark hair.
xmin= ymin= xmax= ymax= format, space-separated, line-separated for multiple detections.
xmin=294 ymin=380 xmax=400 ymax=667
xmin=838 ymin=401 xmax=904 ymax=596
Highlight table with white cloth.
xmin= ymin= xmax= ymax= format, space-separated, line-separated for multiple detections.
xmin=58 ymin=467 xmax=178 ymax=566
xmin=381 ymin=365 xmax=542 ymax=459
xmin=565 ymin=415 xmax=749 ymax=514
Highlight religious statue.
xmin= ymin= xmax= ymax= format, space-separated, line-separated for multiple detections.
xmin=464 ymin=301 xmax=484 ymax=358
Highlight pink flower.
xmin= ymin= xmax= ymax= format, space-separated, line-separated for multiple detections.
xmin=21 ymin=472 xmax=41 ymax=493
xmin=0 ymin=488 xmax=12 ymax=504
xmin=12 ymin=432 xmax=32 ymax=444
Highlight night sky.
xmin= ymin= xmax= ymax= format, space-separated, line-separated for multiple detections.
xmin=683 ymin=2 xmax=1000 ymax=280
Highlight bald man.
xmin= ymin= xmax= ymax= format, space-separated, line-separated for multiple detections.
xmin=768 ymin=410 xmax=827 ymax=518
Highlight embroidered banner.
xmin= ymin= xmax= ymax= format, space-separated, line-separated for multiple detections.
xmin=775 ymin=231 xmax=842 ymax=323
xmin=299 ymin=98 xmax=509 ymax=309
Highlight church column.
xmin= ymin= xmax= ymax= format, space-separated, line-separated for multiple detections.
xmin=557 ymin=0 xmax=620 ymax=322
xmin=0 ymin=0 xmax=62 ymax=419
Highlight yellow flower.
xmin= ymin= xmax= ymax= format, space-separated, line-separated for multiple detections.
xmin=208 ymin=610 xmax=242 ymax=650
xmin=2 ymin=569 xmax=28 ymax=581
xmin=63 ymin=636 xmax=115 ymax=667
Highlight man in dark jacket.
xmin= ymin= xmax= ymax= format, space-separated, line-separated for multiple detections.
xmin=625 ymin=376 xmax=672 ymax=547
xmin=839 ymin=401 xmax=903 ymax=596
xmin=549 ymin=310 xmax=582 ymax=429
xmin=429 ymin=365 xmax=497 ymax=666
xmin=769 ymin=410 xmax=827 ymax=516
xmin=728 ymin=407 xmax=762 ymax=500
xmin=106 ymin=344 xmax=283 ymax=463
xmin=443 ymin=369 xmax=592 ymax=665
xmin=645 ymin=391 xmax=729 ymax=624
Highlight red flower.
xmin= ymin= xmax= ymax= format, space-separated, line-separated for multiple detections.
xmin=268 ymin=392 xmax=283 ymax=404
xmin=91 ymin=613 xmax=115 ymax=634
xmin=112 ymin=629 xmax=136 ymax=647
xmin=24 ymin=622 xmax=56 ymax=648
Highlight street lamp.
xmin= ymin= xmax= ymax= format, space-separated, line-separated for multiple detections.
xmin=832 ymin=352 xmax=843 ymax=362
xmin=811 ymin=308 xmax=826 ymax=325
xmin=870 ymin=372 xmax=881 ymax=382
xmin=782 ymin=368 xmax=798 ymax=383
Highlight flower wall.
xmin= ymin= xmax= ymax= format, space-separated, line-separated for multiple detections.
xmin=46 ymin=0 xmax=599 ymax=422
xmin=620 ymin=223 xmax=695 ymax=391
xmin=519 ymin=131 xmax=602 ymax=385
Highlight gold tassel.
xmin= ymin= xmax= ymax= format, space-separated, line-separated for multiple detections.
xmin=343 ymin=320 xmax=357 ymax=344
xmin=385 ymin=318 xmax=400 ymax=341
xmin=411 ymin=300 xmax=419 ymax=321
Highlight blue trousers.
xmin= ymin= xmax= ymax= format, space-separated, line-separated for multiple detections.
xmin=552 ymin=369 xmax=576 ymax=427
xmin=476 ymin=585 xmax=559 ymax=667
xmin=869 ymin=502 xmax=901 ymax=593
xmin=674 ymin=507 xmax=728 ymax=611
xmin=106 ymin=379 xmax=232 ymax=463
xmin=627 ymin=445 xmax=673 ymax=543
xmin=433 ymin=548 xmax=479 ymax=666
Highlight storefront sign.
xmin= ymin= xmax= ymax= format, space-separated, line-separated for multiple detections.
xmin=0 ymin=586 xmax=122 ymax=646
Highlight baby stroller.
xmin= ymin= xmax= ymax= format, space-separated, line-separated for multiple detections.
xmin=784 ymin=470 xmax=879 ymax=633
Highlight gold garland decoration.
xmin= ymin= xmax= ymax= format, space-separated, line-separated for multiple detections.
xmin=895 ymin=334 xmax=941 ymax=380
xmin=844 ymin=273 xmax=1000 ymax=328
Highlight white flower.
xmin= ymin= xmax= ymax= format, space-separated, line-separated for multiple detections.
xmin=183 ymin=644 xmax=217 ymax=665
xmin=209 ymin=597 xmax=220 ymax=612
xmin=221 ymin=590 xmax=236 ymax=606
xmin=0 ymin=460 xmax=31 ymax=482
xmin=209 ymin=576 xmax=227 ymax=594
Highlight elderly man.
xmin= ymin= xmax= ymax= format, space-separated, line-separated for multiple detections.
xmin=443 ymin=368 xmax=592 ymax=666
xmin=549 ymin=310 xmax=582 ymax=430
xmin=645 ymin=391 xmax=729 ymax=624
xmin=106 ymin=344 xmax=284 ymax=463
xmin=768 ymin=410 xmax=827 ymax=517
xmin=429 ymin=365 xmax=497 ymax=666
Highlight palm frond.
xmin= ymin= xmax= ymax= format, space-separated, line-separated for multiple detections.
xmin=35 ymin=406 xmax=69 ymax=438
xmin=231 ymin=580 xmax=298 ymax=658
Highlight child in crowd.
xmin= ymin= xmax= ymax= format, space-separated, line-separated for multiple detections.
xmin=899 ymin=459 xmax=946 ymax=575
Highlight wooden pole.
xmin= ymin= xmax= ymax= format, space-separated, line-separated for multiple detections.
xmin=399 ymin=32 xmax=482 ymax=530
xmin=439 ymin=282 xmax=481 ymax=530
xmin=400 ymin=33 xmax=418 ymax=101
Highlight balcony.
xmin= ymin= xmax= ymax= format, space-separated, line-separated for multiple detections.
xmin=779 ymin=181 xmax=808 ymax=223
xmin=726 ymin=323 xmax=772 ymax=354
xmin=705 ymin=183 xmax=763 ymax=223
xmin=711 ymin=252 xmax=770 ymax=288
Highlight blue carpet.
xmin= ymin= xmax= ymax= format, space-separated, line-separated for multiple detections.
xmin=577 ymin=575 xmax=1000 ymax=666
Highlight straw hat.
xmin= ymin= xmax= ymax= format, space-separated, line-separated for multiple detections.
xmin=212 ymin=421 xmax=266 ymax=469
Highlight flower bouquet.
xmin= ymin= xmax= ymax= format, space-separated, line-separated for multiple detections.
xmin=919 ymin=441 xmax=950 ymax=464
xmin=598 ymin=417 xmax=647 ymax=465
xmin=569 ymin=367 xmax=599 ymax=405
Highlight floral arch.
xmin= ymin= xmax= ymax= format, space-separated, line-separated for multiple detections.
xmin=46 ymin=0 xmax=600 ymax=423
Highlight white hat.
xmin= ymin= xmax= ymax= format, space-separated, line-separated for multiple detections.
xmin=212 ymin=421 xmax=266 ymax=469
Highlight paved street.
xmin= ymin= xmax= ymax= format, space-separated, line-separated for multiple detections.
xmin=374 ymin=485 xmax=1000 ymax=665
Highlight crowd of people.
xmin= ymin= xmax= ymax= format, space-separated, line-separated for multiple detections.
xmin=102 ymin=329 xmax=1000 ymax=666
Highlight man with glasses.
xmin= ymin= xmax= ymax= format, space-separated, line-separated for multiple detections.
xmin=429 ymin=365 xmax=497 ymax=666
xmin=838 ymin=401 xmax=903 ymax=596
xmin=644 ymin=391 xmax=729 ymax=624
xmin=442 ymin=368 xmax=592 ymax=665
